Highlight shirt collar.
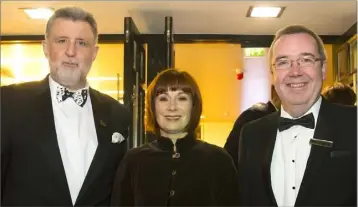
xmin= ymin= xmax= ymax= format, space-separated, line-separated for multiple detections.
xmin=280 ymin=96 xmax=322 ymax=127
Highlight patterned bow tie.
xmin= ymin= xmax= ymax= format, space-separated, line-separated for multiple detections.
xmin=56 ymin=86 xmax=88 ymax=107
xmin=278 ymin=113 xmax=315 ymax=132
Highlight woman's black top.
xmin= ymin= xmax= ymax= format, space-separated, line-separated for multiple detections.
xmin=110 ymin=133 xmax=238 ymax=206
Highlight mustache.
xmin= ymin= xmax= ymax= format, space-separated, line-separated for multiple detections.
xmin=62 ymin=60 xmax=78 ymax=65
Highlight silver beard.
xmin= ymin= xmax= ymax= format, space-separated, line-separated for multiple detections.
xmin=54 ymin=66 xmax=84 ymax=88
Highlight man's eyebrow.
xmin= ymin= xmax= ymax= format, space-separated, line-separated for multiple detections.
xmin=299 ymin=52 xmax=315 ymax=57
xmin=275 ymin=55 xmax=289 ymax=61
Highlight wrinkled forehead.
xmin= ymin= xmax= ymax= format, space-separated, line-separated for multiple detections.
xmin=48 ymin=18 xmax=95 ymax=40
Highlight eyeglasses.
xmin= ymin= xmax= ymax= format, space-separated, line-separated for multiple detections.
xmin=272 ymin=56 xmax=322 ymax=70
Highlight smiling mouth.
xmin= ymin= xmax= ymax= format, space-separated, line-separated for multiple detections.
xmin=286 ymin=82 xmax=308 ymax=88
xmin=165 ymin=116 xmax=181 ymax=120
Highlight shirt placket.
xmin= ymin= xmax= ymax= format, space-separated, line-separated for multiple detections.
xmin=288 ymin=129 xmax=299 ymax=206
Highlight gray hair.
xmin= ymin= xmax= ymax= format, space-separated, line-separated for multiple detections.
xmin=268 ymin=25 xmax=327 ymax=67
xmin=45 ymin=7 xmax=98 ymax=42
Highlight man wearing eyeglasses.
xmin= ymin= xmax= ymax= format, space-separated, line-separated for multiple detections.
xmin=237 ymin=25 xmax=356 ymax=206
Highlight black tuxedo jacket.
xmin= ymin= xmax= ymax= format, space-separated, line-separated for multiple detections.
xmin=237 ymin=98 xmax=357 ymax=206
xmin=1 ymin=76 xmax=130 ymax=206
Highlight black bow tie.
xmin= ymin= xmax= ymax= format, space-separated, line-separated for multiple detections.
xmin=56 ymin=86 xmax=88 ymax=107
xmin=278 ymin=113 xmax=315 ymax=132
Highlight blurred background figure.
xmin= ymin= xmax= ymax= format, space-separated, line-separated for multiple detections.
xmin=322 ymin=82 xmax=356 ymax=106
xmin=224 ymin=85 xmax=281 ymax=168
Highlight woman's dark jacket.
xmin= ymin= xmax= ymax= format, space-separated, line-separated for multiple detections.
xmin=110 ymin=133 xmax=238 ymax=206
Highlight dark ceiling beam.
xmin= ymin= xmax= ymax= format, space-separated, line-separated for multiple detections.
xmin=172 ymin=34 xmax=341 ymax=47
xmin=1 ymin=34 xmax=342 ymax=47
xmin=337 ymin=22 xmax=356 ymax=44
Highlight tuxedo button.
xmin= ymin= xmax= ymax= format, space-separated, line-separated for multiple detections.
xmin=172 ymin=170 xmax=177 ymax=175
xmin=170 ymin=190 xmax=175 ymax=196
xmin=292 ymin=186 xmax=296 ymax=190
xmin=292 ymin=160 xmax=295 ymax=163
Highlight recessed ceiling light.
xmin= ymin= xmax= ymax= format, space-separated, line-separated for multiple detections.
xmin=22 ymin=8 xmax=54 ymax=20
xmin=247 ymin=6 xmax=285 ymax=18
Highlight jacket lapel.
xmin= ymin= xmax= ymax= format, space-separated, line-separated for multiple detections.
xmin=261 ymin=112 xmax=280 ymax=206
xmin=36 ymin=76 xmax=72 ymax=204
xmin=295 ymin=99 xmax=336 ymax=206
xmin=267 ymin=101 xmax=278 ymax=112
xmin=76 ymin=88 xmax=112 ymax=204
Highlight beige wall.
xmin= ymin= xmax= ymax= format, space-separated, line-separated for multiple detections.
xmin=175 ymin=43 xmax=243 ymax=123
xmin=201 ymin=122 xmax=234 ymax=147
xmin=1 ymin=43 xmax=49 ymax=83
xmin=174 ymin=43 xmax=244 ymax=147
xmin=88 ymin=44 xmax=124 ymax=101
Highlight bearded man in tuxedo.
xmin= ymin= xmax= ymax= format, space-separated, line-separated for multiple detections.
xmin=1 ymin=7 xmax=130 ymax=206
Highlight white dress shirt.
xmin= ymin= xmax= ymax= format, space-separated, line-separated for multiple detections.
xmin=49 ymin=76 xmax=98 ymax=204
xmin=271 ymin=97 xmax=322 ymax=207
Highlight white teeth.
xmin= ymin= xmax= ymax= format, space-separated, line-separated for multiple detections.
xmin=166 ymin=116 xmax=180 ymax=120
xmin=289 ymin=83 xmax=305 ymax=88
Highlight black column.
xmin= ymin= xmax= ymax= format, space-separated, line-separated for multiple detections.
xmin=146 ymin=34 xmax=167 ymax=86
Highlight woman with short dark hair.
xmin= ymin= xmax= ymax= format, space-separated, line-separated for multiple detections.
xmin=111 ymin=68 xmax=238 ymax=206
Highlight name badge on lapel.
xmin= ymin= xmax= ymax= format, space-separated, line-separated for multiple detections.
xmin=309 ymin=138 xmax=333 ymax=148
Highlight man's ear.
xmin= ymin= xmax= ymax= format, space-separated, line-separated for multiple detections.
xmin=321 ymin=61 xmax=327 ymax=80
xmin=270 ymin=69 xmax=275 ymax=84
xmin=42 ymin=40 xmax=49 ymax=58
xmin=92 ymin=45 xmax=99 ymax=62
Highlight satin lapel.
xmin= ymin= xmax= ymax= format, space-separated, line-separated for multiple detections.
xmin=295 ymin=99 xmax=336 ymax=206
xmin=261 ymin=112 xmax=280 ymax=206
xmin=36 ymin=76 xmax=72 ymax=204
xmin=76 ymin=88 xmax=111 ymax=204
